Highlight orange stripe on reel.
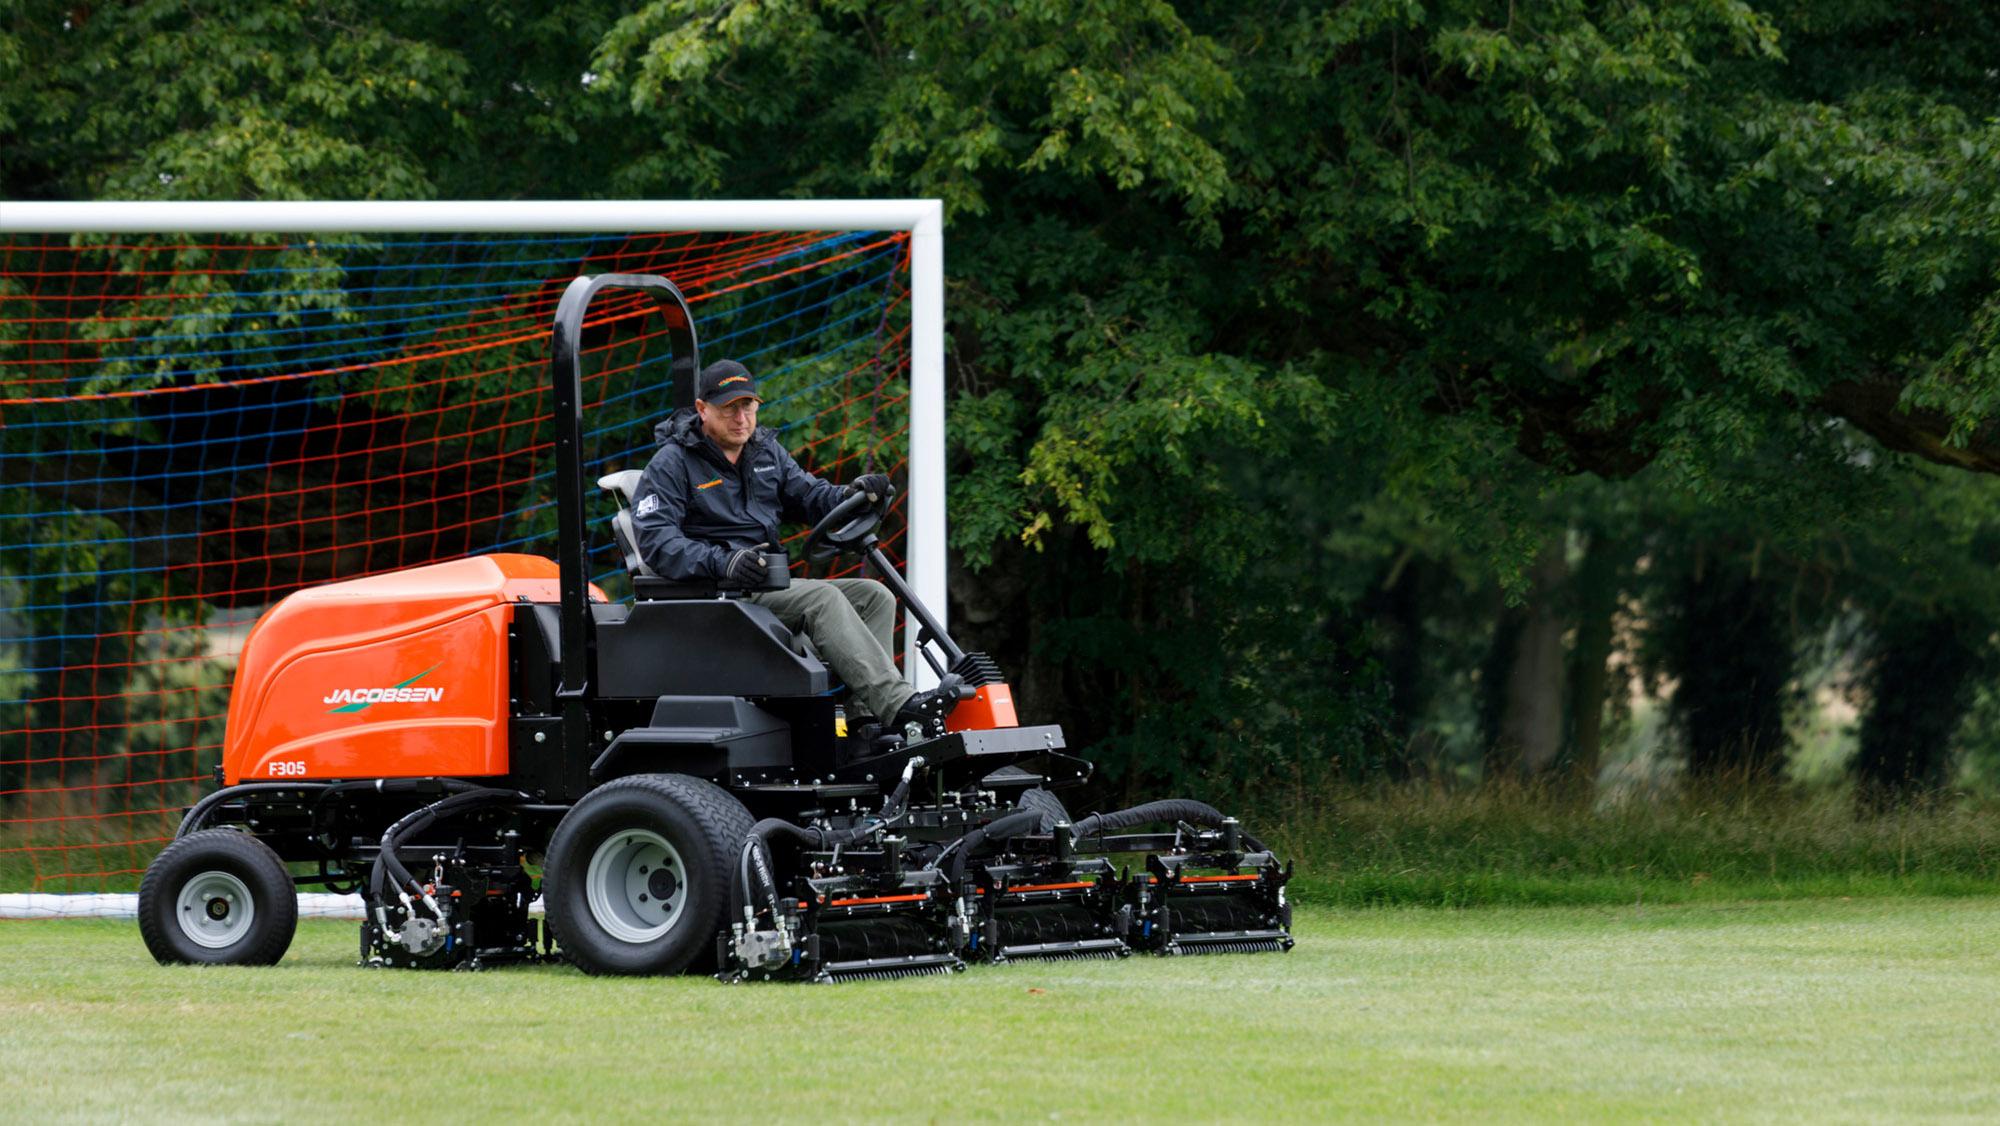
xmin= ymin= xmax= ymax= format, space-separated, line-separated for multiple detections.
xmin=1005 ymin=881 xmax=1095 ymax=894
xmin=1179 ymin=874 xmax=1262 ymax=884
xmin=826 ymin=893 xmax=930 ymax=907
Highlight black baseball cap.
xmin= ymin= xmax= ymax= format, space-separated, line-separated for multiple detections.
xmin=697 ymin=359 xmax=762 ymax=406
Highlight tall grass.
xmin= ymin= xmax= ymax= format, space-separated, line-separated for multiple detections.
xmin=0 ymin=786 xmax=183 ymax=893
xmin=1255 ymin=783 xmax=2000 ymax=908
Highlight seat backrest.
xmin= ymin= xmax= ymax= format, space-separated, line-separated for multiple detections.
xmin=598 ymin=469 xmax=643 ymax=508
xmin=596 ymin=470 xmax=656 ymax=579
xmin=598 ymin=470 xmax=724 ymax=599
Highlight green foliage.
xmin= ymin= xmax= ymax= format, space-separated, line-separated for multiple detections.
xmin=10 ymin=0 xmax=2000 ymax=792
xmin=0 ymin=0 xmax=648 ymax=203
xmin=595 ymin=0 xmax=1237 ymax=216
xmin=77 ymin=236 xmax=356 ymax=395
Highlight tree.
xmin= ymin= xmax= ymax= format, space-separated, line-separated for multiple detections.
xmin=9 ymin=0 xmax=2000 ymax=796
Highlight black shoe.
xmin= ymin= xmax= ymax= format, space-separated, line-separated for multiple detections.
xmin=892 ymin=675 xmax=969 ymax=741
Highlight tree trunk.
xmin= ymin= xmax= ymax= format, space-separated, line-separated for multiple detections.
xmin=1854 ymin=615 xmax=1982 ymax=807
xmin=1486 ymin=536 xmax=1568 ymax=780
xmin=1665 ymin=554 xmax=1791 ymax=781
xmin=1364 ymin=549 xmax=1428 ymax=780
xmin=1566 ymin=531 xmax=1621 ymax=788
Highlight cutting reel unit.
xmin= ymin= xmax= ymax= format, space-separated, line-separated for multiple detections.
xmin=721 ymin=760 xmax=1292 ymax=983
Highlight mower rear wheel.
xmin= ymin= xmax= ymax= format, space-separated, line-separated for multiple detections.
xmin=137 ymin=828 xmax=298 ymax=966
xmin=1016 ymin=787 xmax=1072 ymax=831
xmin=544 ymin=773 xmax=752 ymax=975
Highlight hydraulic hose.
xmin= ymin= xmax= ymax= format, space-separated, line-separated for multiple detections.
xmin=734 ymin=818 xmax=823 ymax=922
xmin=733 ymin=757 xmax=928 ymax=922
xmin=733 ymin=814 xmax=900 ymax=921
xmin=366 ymin=788 xmax=529 ymax=930
xmin=1069 ymin=799 xmax=1267 ymax=853
xmin=941 ymin=809 xmax=1043 ymax=887
xmin=878 ymin=760 xmax=923 ymax=823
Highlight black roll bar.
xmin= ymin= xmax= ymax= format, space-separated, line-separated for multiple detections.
xmin=547 ymin=273 xmax=700 ymax=782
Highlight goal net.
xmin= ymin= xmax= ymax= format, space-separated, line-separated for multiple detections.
xmin=0 ymin=212 xmax=924 ymax=906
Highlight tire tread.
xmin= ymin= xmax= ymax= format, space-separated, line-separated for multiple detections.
xmin=137 ymin=828 xmax=298 ymax=966
xmin=544 ymin=773 xmax=753 ymax=975
xmin=1016 ymin=787 xmax=1072 ymax=833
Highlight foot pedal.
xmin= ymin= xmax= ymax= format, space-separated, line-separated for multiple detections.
xmin=894 ymin=674 xmax=967 ymax=740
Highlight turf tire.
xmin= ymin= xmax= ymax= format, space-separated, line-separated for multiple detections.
xmin=1016 ymin=787 xmax=1072 ymax=832
xmin=137 ymin=828 xmax=298 ymax=966
xmin=544 ymin=773 xmax=753 ymax=976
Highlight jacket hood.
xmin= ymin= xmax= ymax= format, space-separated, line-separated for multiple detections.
xmin=655 ymin=406 xmax=702 ymax=448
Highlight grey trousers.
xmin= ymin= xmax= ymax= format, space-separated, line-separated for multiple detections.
xmin=750 ymin=578 xmax=913 ymax=721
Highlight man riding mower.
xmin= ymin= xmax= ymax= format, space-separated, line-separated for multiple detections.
xmin=625 ymin=356 xmax=967 ymax=741
xmin=135 ymin=272 xmax=1294 ymax=982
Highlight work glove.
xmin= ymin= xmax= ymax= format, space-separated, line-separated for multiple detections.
xmin=724 ymin=542 xmax=770 ymax=586
xmin=847 ymin=473 xmax=892 ymax=501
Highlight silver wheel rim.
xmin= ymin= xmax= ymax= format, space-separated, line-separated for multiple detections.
xmin=175 ymin=870 xmax=255 ymax=950
xmin=584 ymin=828 xmax=688 ymax=944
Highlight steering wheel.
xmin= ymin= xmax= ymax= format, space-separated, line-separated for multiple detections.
xmin=803 ymin=484 xmax=895 ymax=564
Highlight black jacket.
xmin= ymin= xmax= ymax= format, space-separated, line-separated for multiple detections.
xmin=630 ymin=407 xmax=846 ymax=580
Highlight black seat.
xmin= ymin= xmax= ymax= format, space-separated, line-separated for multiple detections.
xmin=597 ymin=470 xmax=722 ymax=600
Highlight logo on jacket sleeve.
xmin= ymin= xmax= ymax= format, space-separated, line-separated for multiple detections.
xmin=696 ymin=478 xmax=724 ymax=490
xmin=636 ymin=493 xmax=660 ymax=516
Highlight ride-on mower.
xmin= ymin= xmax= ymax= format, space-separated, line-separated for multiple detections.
xmin=136 ymin=273 xmax=1293 ymax=981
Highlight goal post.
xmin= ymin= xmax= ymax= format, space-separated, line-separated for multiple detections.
xmin=0 ymin=200 xmax=947 ymax=907
xmin=0 ymin=199 xmax=949 ymax=677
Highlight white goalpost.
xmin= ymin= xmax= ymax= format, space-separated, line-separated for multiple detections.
xmin=0 ymin=198 xmax=949 ymax=681
xmin=0 ymin=199 xmax=949 ymax=919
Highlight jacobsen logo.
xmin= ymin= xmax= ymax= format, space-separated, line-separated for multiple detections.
xmin=325 ymin=666 xmax=442 ymax=714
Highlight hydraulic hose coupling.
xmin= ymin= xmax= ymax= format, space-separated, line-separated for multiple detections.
xmin=952 ymin=896 xmax=972 ymax=948
xmin=732 ymin=914 xmax=793 ymax=971
xmin=882 ymin=755 xmax=927 ymax=821
xmin=374 ymin=904 xmax=401 ymax=944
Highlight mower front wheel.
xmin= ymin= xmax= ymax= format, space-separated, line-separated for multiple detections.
xmin=544 ymin=774 xmax=753 ymax=975
xmin=137 ymin=828 xmax=299 ymax=966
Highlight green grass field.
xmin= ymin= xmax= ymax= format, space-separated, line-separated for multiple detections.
xmin=5 ymin=899 xmax=1998 ymax=1122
